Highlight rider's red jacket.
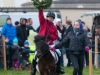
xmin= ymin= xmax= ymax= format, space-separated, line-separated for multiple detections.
xmin=38 ymin=10 xmax=58 ymax=45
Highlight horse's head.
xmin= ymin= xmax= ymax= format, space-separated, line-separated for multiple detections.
xmin=34 ymin=35 xmax=46 ymax=44
xmin=34 ymin=35 xmax=49 ymax=58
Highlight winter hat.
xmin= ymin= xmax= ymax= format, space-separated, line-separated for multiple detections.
xmin=13 ymin=37 xmax=18 ymax=44
xmin=24 ymin=40 xmax=29 ymax=45
xmin=6 ymin=18 xmax=11 ymax=21
xmin=56 ymin=18 xmax=61 ymax=22
xmin=77 ymin=20 xmax=83 ymax=31
xmin=15 ymin=21 xmax=19 ymax=25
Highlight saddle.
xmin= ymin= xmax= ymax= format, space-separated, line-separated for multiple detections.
xmin=50 ymin=50 xmax=58 ymax=64
xmin=35 ymin=51 xmax=58 ymax=64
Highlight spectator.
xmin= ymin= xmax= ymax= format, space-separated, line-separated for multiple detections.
xmin=82 ymin=23 xmax=91 ymax=66
xmin=11 ymin=37 xmax=21 ymax=70
xmin=36 ymin=26 xmax=40 ymax=33
xmin=53 ymin=20 xmax=91 ymax=75
xmin=56 ymin=18 xmax=66 ymax=41
xmin=83 ymin=25 xmax=90 ymax=33
xmin=82 ymin=21 xmax=85 ymax=27
xmin=15 ymin=21 xmax=20 ymax=27
xmin=20 ymin=18 xmax=24 ymax=24
xmin=27 ymin=18 xmax=36 ymax=35
xmin=64 ymin=20 xmax=73 ymax=67
xmin=87 ymin=32 xmax=92 ymax=39
xmin=21 ymin=40 xmax=34 ymax=70
xmin=16 ymin=18 xmax=29 ymax=46
xmin=2 ymin=18 xmax=16 ymax=69
xmin=55 ymin=18 xmax=65 ymax=66
xmin=94 ymin=25 xmax=100 ymax=67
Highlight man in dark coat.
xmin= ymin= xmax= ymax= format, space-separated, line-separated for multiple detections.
xmin=63 ymin=20 xmax=73 ymax=67
xmin=56 ymin=19 xmax=66 ymax=41
xmin=55 ymin=18 xmax=66 ymax=66
xmin=16 ymin=18 xmax=29 ymax=46
xmin=56 ymin=19 xmax=73 ymax=67
xmin=27 ymin=18 xmax=36 ymax=35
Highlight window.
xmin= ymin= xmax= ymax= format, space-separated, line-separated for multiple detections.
xmin=0 ymin=0 xmax=4 ymax=7
xmin=57 ymin=14 xmax=61 ymax=18
xmin=0 ymin=15 xmax=9 ymax=27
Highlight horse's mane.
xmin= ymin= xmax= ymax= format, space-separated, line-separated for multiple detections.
xmin=34 ymin=35 xmax=49 ymax=53
xmin=34 ymin=35 xmax=45 ymax=44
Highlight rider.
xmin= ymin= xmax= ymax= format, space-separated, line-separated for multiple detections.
xmin=31 ymin=9 xmax=65 ymax=75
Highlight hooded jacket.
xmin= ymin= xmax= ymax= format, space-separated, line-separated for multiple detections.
xmin=38 ymin=10 xmax=58 ymax=45
xmin=2 ymin=22 xmax=16 ymax=44
xmin=21 ymin=47 xmax=34 ymax=60
xmin=11 ymin=45 xmax=21 ymax=60
xmin=17 ymin=19 xmax=29 ymax=46
xmin=55 ymin=21 xmax=91 ymax=54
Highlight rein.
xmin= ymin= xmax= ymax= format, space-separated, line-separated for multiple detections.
xmin=37 ymin=49 xmax=49 ymax=59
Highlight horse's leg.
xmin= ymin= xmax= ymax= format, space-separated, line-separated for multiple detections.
xmin=40 ymin=71 xmax=46 ymax=75
xmin=49 ymin=69 xmax=55 ymax=75
xmin=40 ymin=72 xmax=44 ymax=75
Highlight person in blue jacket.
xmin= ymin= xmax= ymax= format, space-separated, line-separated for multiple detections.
xmin=1 ymin=18 xmax=16 ymax=69
xmin=2 ymin=18 xmax=16 ymax=44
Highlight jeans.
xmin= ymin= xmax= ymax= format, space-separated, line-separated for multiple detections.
xmin=66 ymin=50 xmax=71 ymax=65
xmin=60 ymin=49 xmax=64 ymax=66
xmin=70 ymin=54 xmax=84 ymax=75
xmin=85 ymin=51 xmax=89 ymax=66
xmin=6 ymin=43 xmax=12 ymax=69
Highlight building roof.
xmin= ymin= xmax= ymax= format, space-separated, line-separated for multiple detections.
xmin=21 ymin=2 xmax=100 ymax=9
xmin=53 ymin=0 xmax=100 ymax=4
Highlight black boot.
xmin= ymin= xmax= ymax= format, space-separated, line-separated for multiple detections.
xmin=56 ymin=56 xmax=65 ymax=74
xmin=30 ymin=59 xmax=37 ymax=75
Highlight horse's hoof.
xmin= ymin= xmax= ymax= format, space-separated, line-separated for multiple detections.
xmin=56 ymin=73 xmax=60 ymax=75
xmin=30 ymin=70 xmax=36 ymax=75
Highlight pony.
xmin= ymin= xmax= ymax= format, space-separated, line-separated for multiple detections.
xmin=34 ymin=35 xmax=59 ymax=75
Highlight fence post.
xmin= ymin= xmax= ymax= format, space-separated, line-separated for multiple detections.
xmin=95 ymin=36 xmax=98 ymax=69
xmin=89 ymin=49 xmax=92 ymax=75
xmin=2 ymin=36 xmax=7 ymax=70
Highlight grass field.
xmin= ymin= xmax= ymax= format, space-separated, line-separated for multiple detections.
xmin=0 ymin=67 xmax=100 ymax=75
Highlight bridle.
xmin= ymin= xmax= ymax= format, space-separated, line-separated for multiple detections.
xmin=35 ymin=35 xmax=50 ymax=59
xmin=36 ymin=49 xmax=49 ymax=59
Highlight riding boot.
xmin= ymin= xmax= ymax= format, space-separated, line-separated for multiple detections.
xmin=56 ymin=56 xmax=65 ymax=74
xmin=30 ymin=59 xmax=37 ymax=75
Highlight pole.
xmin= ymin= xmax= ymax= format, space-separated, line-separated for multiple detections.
xmin=89 ymin=49 xmax=92 ymax=75
xmin=2 ymin=36 xmax=7 ymax=70
xmin=95 ymin=36 xmax=98 ymax=69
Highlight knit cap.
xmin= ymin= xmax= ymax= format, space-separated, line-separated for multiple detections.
xmin=24 ymin=40 xmax=29 ymax=45
xmin=13 ymin=37 xmax=18 ymax=44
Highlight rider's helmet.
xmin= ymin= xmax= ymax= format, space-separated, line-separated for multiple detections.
xmin=46 ymin=11 xmax=55 ymax=19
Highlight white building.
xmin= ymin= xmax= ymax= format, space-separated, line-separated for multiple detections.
xmin=0 ymin=0 xmax=31 ymax=7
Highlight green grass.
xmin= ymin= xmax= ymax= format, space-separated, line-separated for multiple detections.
xmin=0 ymin=67 xmax=100 ymax=75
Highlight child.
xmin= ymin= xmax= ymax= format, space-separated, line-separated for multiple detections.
xmin=11 ymin=37 xmax=21 ymax=70
xmin=21 ymin=40 xmax=34 ymax=70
